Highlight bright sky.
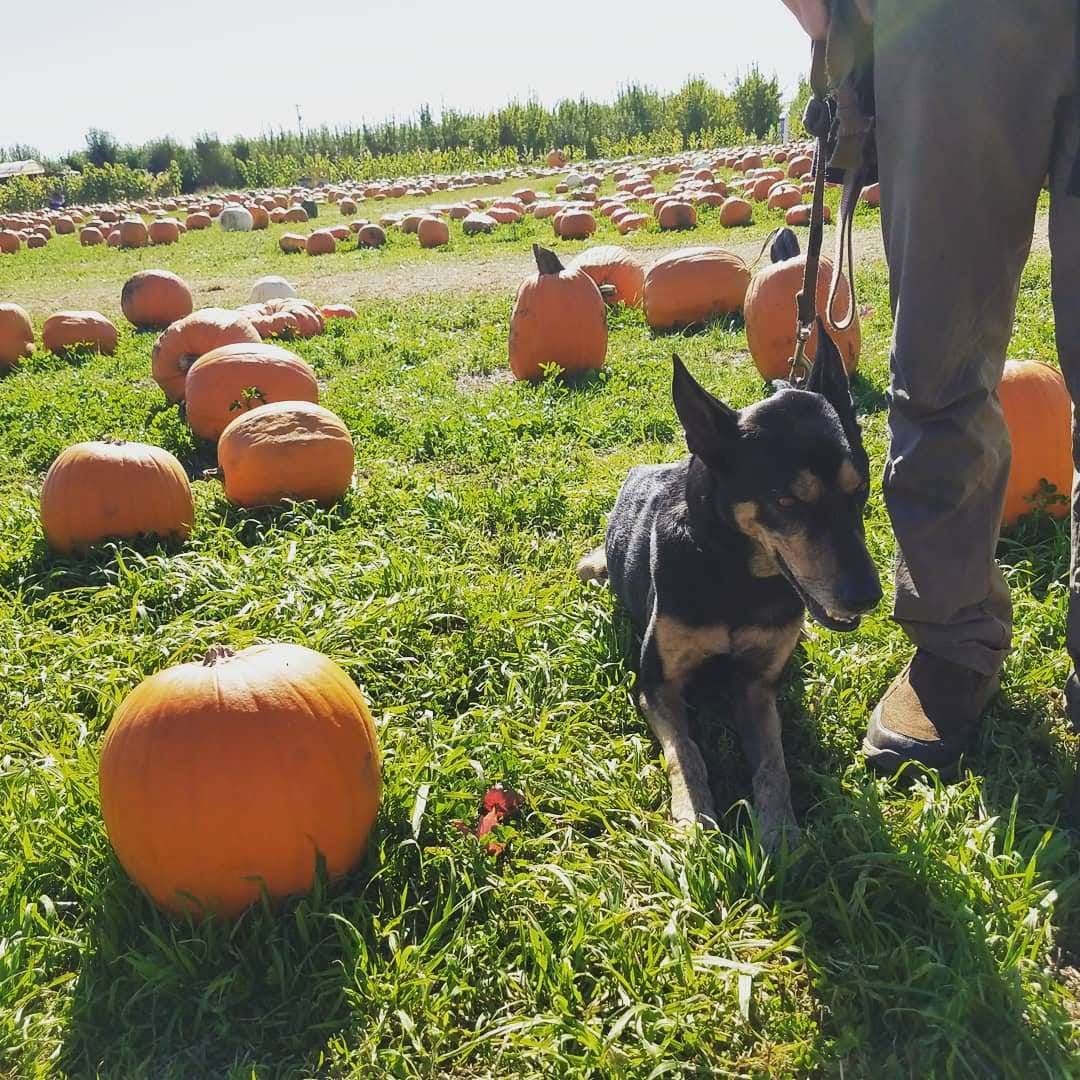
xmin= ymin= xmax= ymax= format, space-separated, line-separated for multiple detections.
xmin=4 ymin=2 xmax=812 ymax=158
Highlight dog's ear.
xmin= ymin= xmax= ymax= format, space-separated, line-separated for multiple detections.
xmin=806 ymin=320 xmax=862 ymax=448
xmin=672 ymin=354 xmax=739 ymax=468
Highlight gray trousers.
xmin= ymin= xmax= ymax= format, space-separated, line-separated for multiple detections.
xmin=874 ymin=0 xmax=1080 ymax=676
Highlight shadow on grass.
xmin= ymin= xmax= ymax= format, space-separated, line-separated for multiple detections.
xmin=649 ymin=633 xmax=1079 ymax=1074
xmin=784 ymin=665 xmax=1080 ymax=1076
xmin=851 ymin=371 xmax=889 ymax=415
xmin=57 ymin=795 xmax=457 ymax=1079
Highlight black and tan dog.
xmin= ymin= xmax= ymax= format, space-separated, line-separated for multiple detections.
xmin=579 ymin=326 xmax=882 ymax=844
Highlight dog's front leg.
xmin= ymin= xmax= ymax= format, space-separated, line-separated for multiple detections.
xmin=733 ymin=678 xmax=798 ymax=849
xmin=638 ymin=679 xmax=718 ymax=829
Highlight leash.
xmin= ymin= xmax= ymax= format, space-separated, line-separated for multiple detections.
xmin=788 ymin=40 xmax=831 ymax=387
xmin=788 ymin=39 xmax=871 ymax=385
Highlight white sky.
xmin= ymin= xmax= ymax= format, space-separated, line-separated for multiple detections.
xmin=3 ymin=2 xmax=812 ymax=158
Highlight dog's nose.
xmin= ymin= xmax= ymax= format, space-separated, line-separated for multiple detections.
xmin=838 ymin=575 xmax=883 ymax=615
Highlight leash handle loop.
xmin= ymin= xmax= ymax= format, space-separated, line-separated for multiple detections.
xmin=789 ymin=39 xmax=829 ymax=387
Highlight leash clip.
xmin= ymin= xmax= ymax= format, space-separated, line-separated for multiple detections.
xmin=788 ymin=323 xmax=813 ymax=386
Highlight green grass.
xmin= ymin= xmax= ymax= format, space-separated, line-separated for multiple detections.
xmin=1 ymin=252 xmax=1078 ymax=1078
xmin=0 ymin=167 xmax=864 ymax=319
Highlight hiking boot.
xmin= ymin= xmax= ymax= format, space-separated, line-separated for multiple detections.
xmin=862 ymin=650 xmax=1000 ymax=773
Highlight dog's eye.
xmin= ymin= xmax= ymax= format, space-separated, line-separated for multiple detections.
xmin=776 ymin=495 xmax=797 ymax=508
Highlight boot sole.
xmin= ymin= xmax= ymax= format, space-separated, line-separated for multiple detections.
xmin=861 ymin=736 xmax=960 ymax=779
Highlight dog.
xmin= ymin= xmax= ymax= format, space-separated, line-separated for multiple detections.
xmin=578 ymin=323 xmax=882 ymax=845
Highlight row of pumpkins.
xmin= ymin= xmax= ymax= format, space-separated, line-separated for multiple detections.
xmin=0 ymin=139 xmax=855 ymax=257
xmin=508 ymin=234 xmax=1071 ymax=528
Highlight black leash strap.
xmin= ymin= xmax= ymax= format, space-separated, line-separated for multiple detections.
xmin=789 ymin=40 xmax=830 ymax=386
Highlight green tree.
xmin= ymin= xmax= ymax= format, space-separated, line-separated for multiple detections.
xmin=84 ymin=128 xmax=119 ymax=167
xmin=731 ymin=66 xmax=782 ymax=138
xmin=787 ymin=77 xmax=813 ymax=139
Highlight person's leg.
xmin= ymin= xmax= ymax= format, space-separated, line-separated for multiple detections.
xmin=1049 ymin=96 xmax=1080 ymax=718
xmin=864 ymin=0 xmax=1075 ymax=768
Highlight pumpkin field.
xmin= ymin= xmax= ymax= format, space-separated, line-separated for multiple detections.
xmin=0 ymin=150 xmax=1078 ymax=1079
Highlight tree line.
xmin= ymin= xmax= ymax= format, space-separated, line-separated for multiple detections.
xmin=1 ymin=72 xmax=785 ymax=211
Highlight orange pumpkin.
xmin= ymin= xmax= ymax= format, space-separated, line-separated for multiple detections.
xmin=767 ymin=185 xmax=803 ymax=211
xmin=98 ymin=642 xmax=380 ymax=918
xmin=357 ymin=224 xmax=386 ymax=248
xmin=546 ymin=149 xmax=567 ymax=168
xmin=321 ymin=304 xmax=358 ymax=319
xmin=719 ymin=198 xmax=753 ymax=227
xmin=248 ymin=311 xmax=300 ymax=339
xmin=247 ymin=205 xmax=270 ymax=230
xmin=509 ymin=245 xmax=608 ymax=380
xmin=184 ymin=212 xmax=212 ymax=230
xmin=0 ymin=303 xmax=34 ymax=369
xmin=554 ymin=208 xmax=596 ymax=240
xmin=148 ymin=218 xmax=180 ymax=245
xmin=306 ymin=230 xmax=337 ymax=256
xmin=643 ymin=247 xmax=750 ymax=331
xmin=784 ymin=203 xmax=832 ymax=226
xmin=185 ymin=342 xmax=319 ymax=441
xmin=417 ymin=216 xmax=450 ymax=248
xmin=861 ymin=183 xmax=881 ymax=206
xmin=152 ymin=308 xmax=261 ymax=402
xmin=218 ymin=401 xmax=354 ymax=507
xmin=118 ymin=218 xmax=149 ymax=248
xmin=569 ymin=245 xmax=644 ymax=307
xmin=79 ymin=226 xmax=104 ymax=246
xmin=40 ymin=440 xmax=193 ymax=553
xmin=743 ymin=229 xmax=860 ymax=380
xmin=0 ymin=229 xmax=21 ymax=253
xmin=999 ymin=359 xmax=1073 ymax=525
xmin=657 ymin=200 xmax=697 ymax=231
xmin=42 ymin=311 xmax=118 ymax=355
xmin=279 ymin=233 xmax=307 ymax=254
xmin=121 ymin=269 xmax=194 ymax=330
xmin=617 ymin=212 xmax=649 ymax=235
xmin=260 ymin=298 xmax=324 ymax=338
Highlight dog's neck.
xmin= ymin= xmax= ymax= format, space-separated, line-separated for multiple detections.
xmin=684 ymin=456 xmax=781 ymax=578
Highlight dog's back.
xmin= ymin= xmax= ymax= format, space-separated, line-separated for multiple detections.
xmin=603 ymin=462 xmax=686 ymax=630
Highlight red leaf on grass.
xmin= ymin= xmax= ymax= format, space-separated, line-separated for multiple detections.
xmin=452 ymin=783 xmax=524 ymax=855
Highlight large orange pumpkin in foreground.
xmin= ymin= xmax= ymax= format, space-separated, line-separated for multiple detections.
xmin=40 ymin=440 xmax=193 ymax=554
xmin=509 ymin=244 xmax=607 ymax=380
xmin=568 ymin=245 xmax=644 ymax=307
xmin=217 ymin=400 xmax=355 ymax=507
xmin=98 ymin=642 xmax=381 ymax=918
xmin=999 ymin=359 xmax=1073 ymax=525
xmin=152 ymin=308 xmax=261 ymax=402
xmin=643 ymin=247 xmax=749 ymax=331
xmin=743 ymin=228 xmax=860 ymax=380
xmin=0 ymin=303 xmax=34 ymax=370
xmin=184 ymin=342 xmax=319 ymax=441
xmin=121 ymin=269 xmax=194 ymax=329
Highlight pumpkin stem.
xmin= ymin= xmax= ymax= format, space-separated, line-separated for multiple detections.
xmin=770 ymin=227 xmax=801 ymax=264
xmin=178 ymin=353 xmax=198 ymax=374
xmin=202 ymin=645 xmax=235 ymax=666
xmin=532 ymin=244 xmax=565 ymax=276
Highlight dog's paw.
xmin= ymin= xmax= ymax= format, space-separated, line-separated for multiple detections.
xmin=671 ymin=790 xmax=719 ymax=832
xmin=576 ymin=546 xmax=609 ymax=585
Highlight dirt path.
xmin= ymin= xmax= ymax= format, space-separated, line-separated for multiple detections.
xmin=14 ymin=214 xmax=1051 ymax=316
xmin=193 ymin=212 xmax=1050 ymax=307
